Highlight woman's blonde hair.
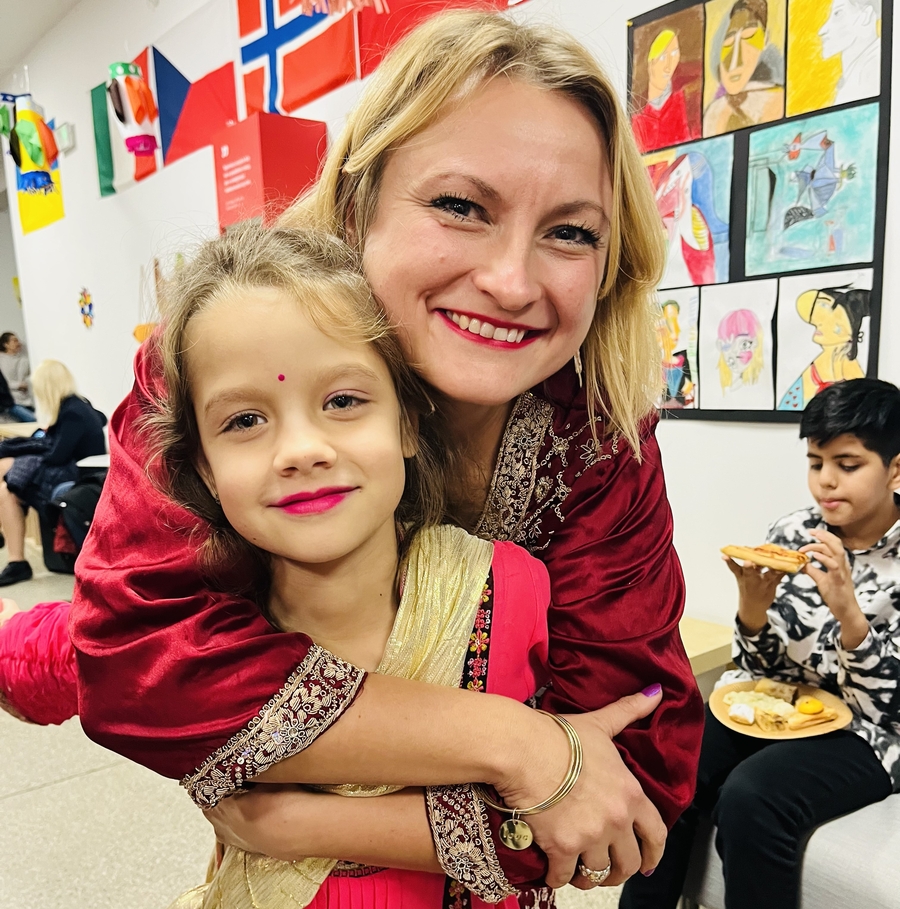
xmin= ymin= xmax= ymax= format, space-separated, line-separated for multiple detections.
xmin=32 ymin=359 xmax=78 ymax=425
xmin=281 ymin=8 xmax=666 ymax=452
xmin=144 ymin=221 xmax=448 ymax=602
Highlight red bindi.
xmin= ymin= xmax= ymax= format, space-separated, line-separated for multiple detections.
xmin=277 ymin=374 xmax=285 ymax=382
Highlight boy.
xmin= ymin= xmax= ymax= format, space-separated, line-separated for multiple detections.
xmin=621 ymin=377 xmax=900 ymax=909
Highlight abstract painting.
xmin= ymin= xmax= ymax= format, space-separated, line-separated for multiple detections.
xmin=698 ymin=279 xmax=777 ymax=409
xmin=775 ymin=268 xmax=872 ymax=411
xmin=745 ymin=103 xmax=878 ymax=276
xmin=631 ymin=5 xmax=704 ymax=153
xmin=644 ymin=135 xmax=733 ymax=288
xmin=657 ymin=287 xmax=700 ymax=409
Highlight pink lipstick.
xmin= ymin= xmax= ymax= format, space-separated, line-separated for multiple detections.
xmin=273 ymin=487 xmax=355 ymax=515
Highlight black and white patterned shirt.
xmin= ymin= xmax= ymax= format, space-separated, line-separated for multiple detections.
xmin=722 ymin=506 xmax=900 ymax=790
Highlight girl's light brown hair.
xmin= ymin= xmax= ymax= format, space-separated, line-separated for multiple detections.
xmin=143 ymin=221 xmax=448 ymax=601
xmin=281 ymin=8 xmax=666 ymax=453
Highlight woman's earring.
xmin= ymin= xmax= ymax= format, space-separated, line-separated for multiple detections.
xmin=574 ymin=349 xmax=583 ymax=388
xmin=213 ymin=492 xmax=220 ymax=505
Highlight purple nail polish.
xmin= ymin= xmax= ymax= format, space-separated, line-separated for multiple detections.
xmin=641 ymin=683 xmax=662 ymax=697
xmin=642 ymin=868 xmax=656 ymax=877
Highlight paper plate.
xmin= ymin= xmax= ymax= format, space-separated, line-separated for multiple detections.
xmin=709 ymin=680 xmax=853 ymax=740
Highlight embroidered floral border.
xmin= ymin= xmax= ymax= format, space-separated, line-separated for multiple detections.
xmin=427 ymin=784 xmax=516 ymax=904
xmin=181 ymin=644 xmax=366 ymax=808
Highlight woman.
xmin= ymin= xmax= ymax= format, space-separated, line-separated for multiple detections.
xmin=0 ymin=332 xmax=36 ymax=422
xmin=70 ymin=10 xmax=703 ymax=896
xmin=703 ymin=0 xmax=785 ymax=136
xmin=0 ymin=360 xmax=106 ymax=586
xmin=779 ymin=285 xmax=869 ymax=411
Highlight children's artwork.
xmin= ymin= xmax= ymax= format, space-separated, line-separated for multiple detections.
xmin=787 ymin=0 xmax=881 ymax=117
xmin=657 ymin=288 xmax=700 ymax=409
xmin=79 ymin=289 xmax=94 ymax=328
xmin=703 ymin=0 xmax=786 ymax=137
xmin=775 ymin=268 xmax=872 ymax=411
xmin=628 ymin=0 xmax=888 ymax=421
xmin=630 ymin=5 xmax=704 ymax=153
xmin=745 ymin=103 xmax=877 ymax=276
xmin=106 ymin=62 xmax=159 ymax=157
xmin=644 ymin=135 xmax=733 ymax=288
xmin=5 ymin=95 xmax=65 ymax=234
xmin=699 ymin=280 xmax=777 ymax=409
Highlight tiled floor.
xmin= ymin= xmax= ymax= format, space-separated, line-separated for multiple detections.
xmin=0 ymin=546 xmax=623 ymax=908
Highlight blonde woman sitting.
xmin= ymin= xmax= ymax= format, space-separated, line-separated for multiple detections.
xmin=0 ymin=361 xmax=106 ymax=586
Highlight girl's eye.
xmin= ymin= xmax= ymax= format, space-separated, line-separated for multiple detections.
xmin=325 ymin=394 xmax=364 ymax=411
xmin=224 ymin=412 xmax=264 ymax=433
xmin=431 ymin=195 xmax=480 ymax=220
xmin=551 ymin=224 xmax=602 ymax=247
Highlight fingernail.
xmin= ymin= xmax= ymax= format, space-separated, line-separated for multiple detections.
xmin=642 ymin=868 xmax=656 ymax=877
xmin=641 ymin=683 xmax=662 ymax=697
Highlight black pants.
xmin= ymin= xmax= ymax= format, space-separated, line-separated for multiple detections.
xmin=619 ymin=704 xmax=891 ymax=909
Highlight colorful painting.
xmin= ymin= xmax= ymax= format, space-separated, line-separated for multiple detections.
xmin=630 ymin=5 xmax=704 ymax=153
xmin=745 ymin=103 xmax=877 ymax=276
xmin=776 ymin=269 xmax=872 ymax=411
xmin=698 ymin=279 xmax=777 ymax=409
xmin=657 ymin=287 xmax=700 ymax=409
xmin=787 ymin=0 xmax=881 ymax=117
xmin=703 ymin=0 xmax=786 ymax=137
xmin=79 ymin=289 xmax=94 ymax=328
xmin=645 ymin=135 xmax=733 ymax=289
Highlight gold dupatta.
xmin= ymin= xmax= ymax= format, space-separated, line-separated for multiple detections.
xmin=170 ymin=525 xmax=494 ymax=909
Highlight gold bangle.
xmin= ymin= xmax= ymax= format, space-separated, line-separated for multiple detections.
xmin=474 ymin=711 xmax=583 ymax=851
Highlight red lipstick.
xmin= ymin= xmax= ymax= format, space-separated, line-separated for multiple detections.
xmin=273 ymin=487 xmax=355 ymax=515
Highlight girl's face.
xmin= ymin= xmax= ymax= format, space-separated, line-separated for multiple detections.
xmin=187 ymin=287 xmax=411 ymax=569
xmin=361 ymin=78 xmax=612 ymax=409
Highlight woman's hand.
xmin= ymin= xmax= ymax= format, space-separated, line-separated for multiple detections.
xmin=204 ymin=785 xmax=305 ymax=860
xmin=497 ymin=688 xmax=667 ymax=889
xmin=0 ymin=598 xmax=20 ymax=627
xmin=801 ymin=530 xmax=869 ymax=649
xmin=723 ymin=556 xmax=784 ymax=635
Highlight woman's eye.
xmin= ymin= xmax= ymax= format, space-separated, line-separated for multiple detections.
xmin=224 ymin=412 xmax=264 ymax=433
xmin=325 ymin=394 xmax=364 ymax=411
xmin=431 ymin=195 xmax=479 ymax=220
xmin=552 ymin=224 xmax=602 ymax=247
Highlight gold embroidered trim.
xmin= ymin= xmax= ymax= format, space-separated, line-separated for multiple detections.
xmin=181 ymin=644 xmax=365 ymax=808
xmin=475 ymin=392 xmax=617 ymax=553
xmin=426 ymin=783 xmax=517 ymax=904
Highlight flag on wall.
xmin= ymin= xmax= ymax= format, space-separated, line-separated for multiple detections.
xmin=92 ymin=46 xmax=237 ymax=196
xmin=237 ymin=0 xmax=526 ymax=115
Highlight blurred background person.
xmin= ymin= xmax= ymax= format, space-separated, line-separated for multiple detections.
xmin=0 ymin=333 xmax=36 ymax=422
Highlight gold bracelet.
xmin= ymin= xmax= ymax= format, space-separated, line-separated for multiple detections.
xmin=474 ymin=711 xmax=583 ymax=851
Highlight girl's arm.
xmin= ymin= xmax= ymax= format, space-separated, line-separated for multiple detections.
xmin=206 ymin=786 xmax=442 ymax=874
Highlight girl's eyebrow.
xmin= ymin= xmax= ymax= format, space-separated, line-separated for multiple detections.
xmin=203 ymin=387 xmax=261 ymax=416
xmin=315 ymin=364 xmax=383 ymax=387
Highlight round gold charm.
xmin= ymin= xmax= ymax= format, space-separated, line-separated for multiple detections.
xmin=498 ymin=818 xmax=534 ymax=851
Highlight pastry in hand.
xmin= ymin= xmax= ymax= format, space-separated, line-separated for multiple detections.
xmin=721 ymin=543 xmax=810 ymax=573
xmin=787 ymin=707 xmax=838 ymax=730
xmin=754 ymin=678 xmax=798 ymax=704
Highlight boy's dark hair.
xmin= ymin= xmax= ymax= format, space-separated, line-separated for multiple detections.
xmin=800 ymin=378 xmax=900 ymax=465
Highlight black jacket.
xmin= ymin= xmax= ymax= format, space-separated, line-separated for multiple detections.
xmin=43 ymin=395 xmax=107 ymax=466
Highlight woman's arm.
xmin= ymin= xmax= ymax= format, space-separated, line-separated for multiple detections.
xmin=534 ymin=423 xmax=704 ymax=831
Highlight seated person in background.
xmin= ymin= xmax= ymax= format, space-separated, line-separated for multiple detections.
xmin=0 ymin=333 xmax=36 ymax=422
xmin=620 ymin=377 xmax=900 ymax=909
xmin=0 ymin=360 xmax=106 ymax=586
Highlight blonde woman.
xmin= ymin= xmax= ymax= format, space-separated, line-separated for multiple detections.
xmin=0 ymin=361 xmax=106 ymax=585
xmin=70 ymin=10 xmax=703 ymax=897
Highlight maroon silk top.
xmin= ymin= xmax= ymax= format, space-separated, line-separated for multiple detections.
xmin=71 ymin=346 xmax=702 ymax=833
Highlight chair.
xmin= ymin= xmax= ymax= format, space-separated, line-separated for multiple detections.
xmin=682 ymin=794 xmax=900 ymax=909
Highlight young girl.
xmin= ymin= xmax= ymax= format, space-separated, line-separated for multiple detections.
xmin=138 ymin=221 xmax=564 ymax=908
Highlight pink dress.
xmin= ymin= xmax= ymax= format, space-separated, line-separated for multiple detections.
xmin=305 ymin=539 xmax=552 ymax=909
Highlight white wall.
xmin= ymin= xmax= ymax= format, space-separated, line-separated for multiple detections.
xmin=3 ymin=0 xmax=898 ymax=624
xmin=0 ymin=207 xmax=26 ymax=340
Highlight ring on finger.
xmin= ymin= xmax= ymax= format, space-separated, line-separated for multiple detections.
xmin=578 ymin=859 xmax=612 ymax=885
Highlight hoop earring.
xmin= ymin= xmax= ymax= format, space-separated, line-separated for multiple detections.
xmin=573 ymin=349 xmax=583 ymax=388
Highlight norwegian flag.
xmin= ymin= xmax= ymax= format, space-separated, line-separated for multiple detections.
xmin=237 ymin=0 xmax=527 ymax=116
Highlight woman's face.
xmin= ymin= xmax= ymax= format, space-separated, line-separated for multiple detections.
xmin=4 ymin=335 xmax=21 ymax=354
xmin=719 ymin=9 xmax=766 ymax=96
xmin=800 ymin=291 xmax=852 ymax=349
xmin=360 ymin=78 xmax=612 ymax=408
xmin=648 ymin=36 xmax=681 ymax=95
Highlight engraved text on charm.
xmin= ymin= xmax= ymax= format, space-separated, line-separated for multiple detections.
xmin=499 ymin=818 xmax=534 ymax=850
